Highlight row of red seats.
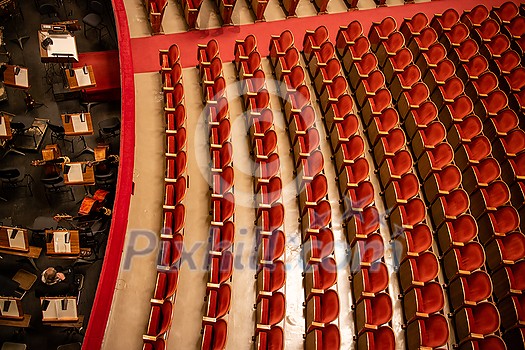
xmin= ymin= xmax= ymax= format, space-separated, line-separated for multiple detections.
xmin=402 ymin=11 xmax=506 ymax=348
xmin=339 ymin=19 xmax=451 ymax=350
xmin=269 ymin=30 xmax=342 ymax=350
xmin=455 ymin=8 xmax=525 ymax=346
xmin=197 ymin=41 xmax=234 ymax=350
xmin=144 ymin=0 xmax=168 ymax=34
xmin=302 ymin=26 xmax=397 ymax=348
xmin=234 ymin=35 xmax=287 ymax=350
xmin=142 ymin=44 xmax=189 ymax=350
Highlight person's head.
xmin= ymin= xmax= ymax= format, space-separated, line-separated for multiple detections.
xmin=42 ymin=267 xmax=58 ymax=285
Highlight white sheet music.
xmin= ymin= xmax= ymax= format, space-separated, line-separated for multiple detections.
xmin=46 ymin=33 xmax=79 ymax=61
xmin=74 ymin=68 xmax=92 ymax=87
xmin=7 ymin=229 xmax=26 ymax=250
xmin=66 ymin=163 xmax=83 ymax=183
xmin=71 ymin=114 xmax=88 ymax=132
xmin=0 ymin=299 xmax=19 ymax=318
xmin=42 ymin=298 xmax=78 ymax=320
xmin=14 ymin=68 xmax=29 ymax=88
xmin=53 ymin=232 xmax=71 ymax=253
xmin=0 ymin=118 xmax=7 ymax=136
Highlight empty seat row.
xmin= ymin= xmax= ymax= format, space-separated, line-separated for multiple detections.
xmin=144 ymin=0 xmax=168 ymax=34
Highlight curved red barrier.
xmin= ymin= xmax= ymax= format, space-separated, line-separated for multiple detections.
xmin=82 ymin=0 xmax=135 ymax=349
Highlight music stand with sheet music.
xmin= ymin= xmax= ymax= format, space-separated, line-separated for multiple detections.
xmin=3 ymin=65 xmax=29 ymax=89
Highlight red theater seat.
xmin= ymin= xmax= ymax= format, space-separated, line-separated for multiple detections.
xmin=143 ymin=301 xmax=173 ymax=342
xmin=471 ymin=18 xmax=500 ymax=43
xmin=256 ymin=292 xmax=285 ymax=328
xmin=502 ymin=152 xmax=525 ymax=184
xmin=336 ymin=20 xmax=363 ymax=57
xmin=423 ymin=58 xmax=455 ymax=94
xmin=456 ymin=54 xmax=488 ymax=83
xmin=423 ymin=164 xmax=462 ymax=203
xmin=143 ymin=339 xmax=165 ymax=350
xmin=436 ymin=214 xmax=477 ymax=253
xmin=492 ymin=261 xmax=525 ymax=300
xmin=459 ymin=336 xmax=506 ymax=350
xmin=448 ymin=270 xmax=493 ymax=310
xmin=404 ymin=101 xmax=438 ymax=140
xmin=269 ymin=30 xmax=294 ymax=68
xmin=355 ymin=70 xmax=385 ymax=109
xmin=288 ymin=106 xmax=315 ymax=139
xmin=431 ymin=8 xmax=460 ymax=35
xmin=303 ymin=25 xmax=329 ymax=64
xmin=204 ymin=284 xmax=231 ymax=322
xmin=210 ymin=220 xmax=234 ymax=253
xmin=375 ymin=32 xmax=405 ymax=68
xmin=319 ymin=76 xmax=348 ymax=114
xmin=329 ymin=113 xmax=359 ymax=153
xmin=211 ymin=193 xmax=235 ymax=225
xmin=494 ymin=49 xmax=521 ymax=76
xmin=352 ymin=262 xmax=389 ymax=302
xmin=274 ymin=47 xmax=299 ymax=82
xmin=304 ymin=323 xmax=340 ymax=350
xmin=498 ymin=294 xmax=525 ymax=330
xmin=357 ymin=326 xmax=395 ymax=350
xmin=344 ymin=180 xmax=374 ymax=213
xmin=165 ymin=152 xmax=187 ymax=181
xmin=304 ymin=258 xmax=337 ymax=300
xmin=369 ymin=17 xmax=397 ymax=52
xmin=454 ymin=136 xmax=492 ymax=172
xmin=403 ymin=282 xmax=444 ymax=323
xmin=482 ymin=34 xmax=511 ymax=59
xmin=198 ymin=40 xmax=220 ymax=73
xmin=400 ymin=12 xmax=429 ymax=40
xmin=430 ymin=188 xmax=469 ymax=226
xmin=256 ymin=177 xmax=282 ymax=209
xmin=411 ymin=121 xmax=446 ymax=160
xmin=345 ymin=206 xmax=379 ymax=246
xmin=341 ymin=36 xmax=371 ymax=74
xmin=449 ymin=38 xmax=479 ymax=65
xmin=372 ymin=128 xmax=406 ymax=166
xmin=501 ymin=66 xmax=525 ymax=93
xmin=355 ymin=292 xmax=392 ymax=332
xmin=440 ymin=22 xmax=469 ymax=50
xmin=395 ymin=223 xmax=432 ymax=263
xmin=447 ymin=115 xmax=483 ymax=151
xmin=417 ymin=142 xmax=454 ymax=180
xmin=491 ymin=1 xmax=519 ymax=24
xmin=337 ymin=158 xmax=370 ymax=196
xmin=431 ymin=76 xmax=464 ymax=108
xmin=333 ymin=135 xmax=365 ymax=175
xmin=305 ymin=289 xmax=339 ymax=331
xmin=493 ymin=129 xmax=525 ymax=160
xmin=485 ymin=232 xmax=525 ymax=271
xmin=301 ymin=200 xmax=331 ymax=237
xmin=390 ymin=64 xmax=421 ymax=101
xmin=443 ymin=241 xmax=485 ymax=281
xmin=367 ymin=108 xmax=399 ymax=146
xmin=478 ymin=205 xmax=520 ymax=244
xmin=454 ymin=302 xmax=500 ymax=342
xmin=162 ymin=206 xmax=186 ymax=237
xmin=397 ymin=83 xmax=430 ymax=119
xmin=304 ymin=228 xmax=334 ymax=264
xmin=406 ymin=313 xmax=449 ymax=350
xmin=201 ymin=319 xmax=227 ymax=350
xmin=258 ymin=229 xmax=285 ymax=263
xmin=379 ymin=150 xmax=413 ymax=187
xmin=415 ymin=42 xmax=446 ymax=77
xmin=383 ymin=172 xmax=419 ymax=210
xmin=256 ymin=261 xmax=285 ymax=298
xmin=166 ymin=104 xmax=186 ymax=130
xmin=407 ymin=27 xmax=438 ymax=59
xmin=399 ymin=251 xmax=439 ymax=293
xmin=389 ymin=197 xmax=426 ymax=230
xmin=159 ymin=44 xmax=180 ymax=71
xmin=234 ymin=34 xmax=257 ymax=71
xmin=151 ymin=270 xmax=179 ymax=302
xmin=351 ymin=233 xmax=384 ymax=270
xmin=462 ymin=157 xmax=501 ymax=195
xmin=461 ymin=4 xmax=489 ymax=28
xmin=162 ymin=65 xmax=182 ymax=93
xmin=293 ymin=128 xmax=320 ymax=169
xmin=383 ymin=48 xmax=413 ymax=84
xmin=470 ymin=180 xmax=510 ymax=218
xmin=308 ymin=42 xmax=335 ymax=79
xmin=255 ymin=326 xmax=283 ymax=350
xmin=324 ymin=95 xmax=354 ymax=133
xmin=349 ymin=53 xmax=378 ymax=90
xmin=299 ymin=151 xmax=324 ymax=191
xmin=299 ymin=174 xmax=328 ymax=215
xmin=465 ymin=71 xmax=498 ymax=99
xmin=361 ymin=88 xmax=392 ymax=126
xmin=439 ymin=94 xmax=474 ymax=130
xmin=208 ymin=251 xmax=233 ymax=287
xmin=256 ymin=203 xmax=284 ymax=234
xmin=313 ymin=58 xmax=341 ymax=93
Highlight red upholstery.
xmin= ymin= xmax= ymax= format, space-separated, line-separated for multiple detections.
xmin=494 ymin=49 xmax=521 ymax=74
xmin=309 ymin=41 xmax=335 ymax=77
xmin=303 ymin=25 xmax=329 ymax=63
xmin=369 ymin=17 xmax=397 ymax=50
xmin=492 ymin=1 xmax=519 ymax=24
xmin=346 ymin=206 xmax=380 ymax=242
xmin=407 ymin=281 xmax=444 ymax=317
xmin=424 ymin=164 xmax=462 ymax=203
xmin=437 ymin=188 xmax=470 ymax=219
xmin=427 ymin=59 xmax=455 ymax=91
xmin=145 ymin=301 xmax=173 ymax=339
xmin=444 ymin=242 xmax=485 ymax=280
xmin=305 ymin=323 xmax=340 ymax=350
xmin=314 ymin=58 xmax=341 ymax=92
xmin=301 ymin=150 xmax=324 ymax=183
xmin=391 ymin=197 xmax=426 ymax=229
xmin=479 ymin=205 xmax=520 ymax=244
xmin=261 ymin=229 xmax=285 ymax=262
xmin=373 ymin=128 xmax=405 ymax=164
xmin=257 ymin=177 xmax=282 ymax=207
xmin=462 ymin=4 xmax=489 ymax=28
xmin=400 ymin=12 xmax=429 ymax=39
xmin=258 ymin=203 xmax=284 ymax=232
xmin=362 ymin=88 xmax=391 ymax=118
xmin=162 ymin=65 xmax=182 ymax=91
xmin=432 ymin=8 xmax=459 ymax=34
xmin=269 ymin=30 xmax=294 ymax=66
xmin=460 ymin=136 xmax=492 ymax=164
xmin=494 ymin=129 xmax=525 ymax=158
xmin=211 ymin=192 xmax=235 ymax=223
xmin=456 ymin=302 xmax=500 ymax=340
xmin=399 ymin=83 xmax=429 ymax=117
xmin=405 ymin=101 xmax=438 ymax=139
xmin=338 ymin=157 xmax=369 ymax=185
xmin=418 ymin=142 xmax=453 ymax=180
xmin=143 ymin=339 xmax=165 ymax=350
xmin=307 ymin=289 xmax=339 ymax=328
xmin=166 ymin=105 xmax=186 ymax=130
xmin=153 ymin=270 xmax=179 ymax=301
xmin=356 ymin=70 xmax=385 ymax=107
xmin=198 ymin=40 xmax=219 ymax=66
xmin=256 ymin=326 xmax=283 ymax=350
xmin=458 ymin=336 xmax=506 ymax=350
xmin=353 ymin=233 xmax=384 ymax=267
xmin=381 ymin=150 xmax=413 ymax=185
xmin=462 ymin=54 xmax=488 ymax=80
xmin=294 ymin=128 xmax=320 ymax=167
xmin=201 ymin=319 xmax=227 ymax=350
xmin=403 ymin=223 xmax=432 ymax=255
xmin=307 ymin=227 xmax=334 ymax=262
xmin=505 ymin=152 xmax=525 ymax=183
xmin=385 ymin=48 xmax=413 ymax=78
xmin=205 ymin=284 xmax=231 ymax=320
xmin=487 ymin=232 xmax=525 ymax=270
xmin=301 ymin=174 xmax=328 ymax=214
xmin=401 ymin=252 xmax=439 ymax=288
xmin=440 ymin=214 xmax=478 ymax=248
xmin=475 ymin=180 xmax=510 ymax=213
xmin=435 ymin=76 xmax=464 ymax=104
xmin=234 ymin=34 xmax=257 ymax=68
xmin=474 ymin=18 xmax=500 ymax=42
xmin=454 ymin=115 xmax=482 ymax=144
xmin=305 ymin=258 xmax=337 ymax=296
xmin=369 ymin=108 xmax=398 ymax=144
xmin=494 ymin=261 xmax=525 ymax=300
xmin=325 ymin=95 xmax=354 ymax=132
xmin=407 ymin=314 xmax=449 ymax=350
xmin=275 ymin=47 xmax=300 ymax=81
xmin=453 ymin=38 xmax=479 ymax=63
xmin=163 ymin=205 xmax=186 ymax=236
xmin=346 ymin=36 xmax=371 ymax=65
xmin=357 ymin=326 xmax=395 ymax=350
xmin=484 ymin=34 xmax=511 ymax=58
xmin=443 ymin=22 xmax=469 ymax=48
xmin=303 ymin=200 xmax=331 ymax=231
xmin=414 ymin=121 xmax=446 ymax=156
xmin=160 ymin=44 xmax=180 ymax=69
xmin=165 ymin=151 xmax=187 ymax=179
xmin=503 ymin=67 xmax=525 ymax=93
xmin=395 ymin=64 xmax=421 ymax=91
xmin=211 ymin=221 xmax=234 ymax=253
xmin=505 ymin=15 xmax=525 ymax=37
xmin=418 ymin=42 xmax=446 ymax=68
xmin=346 ymin=180 xmax=374 ymax=212
xmin=355 ymin=292 xmax=392 ymax=330
xmin=387 ymin=172 xmax=419 ymax=205
xmin=499 ymin=294 xmax=525 ymax=330
xmin=258 ymin=260 xmax=285 ymax=294
xmin=335 ymin=135 xmax=365 ymax=172
xmin=353 ymin=262 xmax=389 ymax=300
xmin=443 ymin=95 xmax=473 ymax=127
xmin=257 ymin=292 xmax=285 ymax=326
xmin=377 ymin=31 xmax=405 ymax=59
xmin=336 ymin=20 xmax=363 ymax=56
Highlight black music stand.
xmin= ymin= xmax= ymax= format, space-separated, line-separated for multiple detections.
xmin=6 ymin=1 xmax=29 ymax=50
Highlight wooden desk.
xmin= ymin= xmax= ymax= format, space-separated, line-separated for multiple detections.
xmin=0 ymin=113 xmax=12 ymax=140
xmin=0 ymin=226 xmax=29 ymax=252
xmin=43 ymin=315 xmax=84 ymax=328
xmin=45 ymin=230 xmax=80 ymax=257
xmin=3 ymin=65 xmax=29 ymax=89
xmin=0 ymin=246 xmax=42 ymax=259
xmin=0 ymin=314 xmax=31 ymax=328
xmin=38 ymin=31 xmax=79 ymax=63
xmin=65 ymin=66 xmax=96 ymax=91
xmin=63 ymin=162 xmax=95 ymax=185
xmin=61 ymin=113 xmax=93 ymax=136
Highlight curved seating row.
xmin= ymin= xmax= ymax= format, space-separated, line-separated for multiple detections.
xmin=269 ymin=30 xmax=342 ymax=350
xmin=142 ymin=44 xmax=189 ymax=350
xmin=197 ymin=40 xmax=235 ymax=350
xmin=234 ymin=35 xmax=287 ymax=350
xmin=302 ymin=25 xmax=397 ymax=349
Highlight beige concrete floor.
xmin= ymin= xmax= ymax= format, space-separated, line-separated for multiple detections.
xmin=102 ymin=72 xmax=166 ymax=350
